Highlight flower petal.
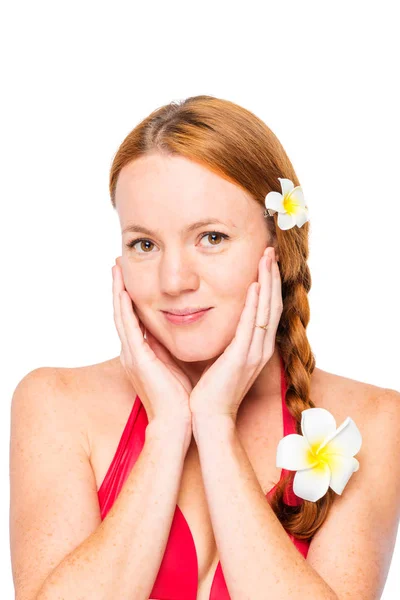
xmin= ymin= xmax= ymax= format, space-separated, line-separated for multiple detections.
xmin=278 ymin=178 xmax=294 ymax=197
xmin=293 ymin=462 xmax=331 ymax=502
xmin=276 ymin=433 xmax=319 ymax=470
xmin=326 ymin=453 xmax=359 ymax=495
xmin=277 ymin=211 xmax=296 ymax=230
xmin=288 ymin=186 xmax=306 ymax=208
xmin=265 ymin=191 xmax=285 ymax=212
xmin=295 ymin=208 xmax=309 ymax=227
xmin=321 ymin=417 xmax=363 ymax=457
xmin=301 ymin=408 xmax=337 ymax=450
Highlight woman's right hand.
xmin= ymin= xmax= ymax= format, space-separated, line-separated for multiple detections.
xmin=112 ymin=260 xmax=193 ymax=436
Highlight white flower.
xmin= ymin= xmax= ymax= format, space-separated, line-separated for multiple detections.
xmin=265 ymin=178 xmax=309 ymax=230
xmin=276 ymin=407 xmax=362 ymax=502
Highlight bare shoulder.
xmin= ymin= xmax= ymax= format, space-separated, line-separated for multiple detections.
xmin=14 ymin=357 xmax=130 ymax=455
xmin=312 ymin=366 xmax=400 ymax=450
xmin=52 ymin=356 xmax=135 ymax=459
xmin=12 ymin=366 xmax=91 ymax=458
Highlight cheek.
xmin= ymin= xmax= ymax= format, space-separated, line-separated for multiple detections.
xmin=209 ymin=275 xmax=251 ymax=331
xmin=221 ymin=262 xmax=255 ymax=301
xmin=123 ymin=269 xmax=151 ymax=300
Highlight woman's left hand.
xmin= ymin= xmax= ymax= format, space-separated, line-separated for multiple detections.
xmin=189 ymin=246 xmax=283 ymax=422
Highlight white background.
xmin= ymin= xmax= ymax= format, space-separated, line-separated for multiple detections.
xmin=2 ymin=0 xmax=399 ymax=598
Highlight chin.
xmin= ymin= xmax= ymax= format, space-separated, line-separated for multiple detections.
xmin=169 ymin=332 xmax=232 ymax=363
xmin=169 ymin=345 xmax=221 ymax=363
xmin=146 ymin=315 xmax=235 ymax=359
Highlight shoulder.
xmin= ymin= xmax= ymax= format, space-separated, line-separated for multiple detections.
xmin=62 ymin=355 xmax=135 ymax=447
xmin=313 ymin=366 xmax=400 ymax=457
xmin=367 ymin=386 xmax=400 ymax=457
xmin=312 ymin=366 xmax=389 ymax=411
xmin=12 ymin=358 xmax=130 ymax=459
xmin=12 ymin=367 xmax=89 ymax=455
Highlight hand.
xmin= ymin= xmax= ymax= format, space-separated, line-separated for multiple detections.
xmin=189 ymin=247 xmax=283 ymax=423
xmin=113 ymin=257 xmax=193 ymax=432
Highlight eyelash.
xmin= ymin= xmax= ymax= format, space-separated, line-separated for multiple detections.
xmin=125 ymin=231 xmax=230 ymax=253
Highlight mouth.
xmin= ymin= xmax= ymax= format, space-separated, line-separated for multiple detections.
xmin=162 ymin=307 xmax=213 ymax=325
xmin=161 ymin=307 xmax=212 ymax=316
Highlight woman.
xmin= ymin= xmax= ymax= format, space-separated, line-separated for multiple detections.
xmin=10 ymin=95 xmax=400 ymax=600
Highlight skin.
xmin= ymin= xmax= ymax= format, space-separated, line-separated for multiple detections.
xmin=114 ymin=151 xmax=283 ymax=406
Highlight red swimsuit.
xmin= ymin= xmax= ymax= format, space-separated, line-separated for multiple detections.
xmin=98 ymin=356 xmax=310 ymax=599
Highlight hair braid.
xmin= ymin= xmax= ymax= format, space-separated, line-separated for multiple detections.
xmin=268 ymin=226 xmax=336 ymax=541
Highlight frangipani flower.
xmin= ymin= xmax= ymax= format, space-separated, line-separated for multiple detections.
xmin=276 ymin=407 xmax=362 ymax=502
xmin=265 ymin=178 xmax=309 ymax=230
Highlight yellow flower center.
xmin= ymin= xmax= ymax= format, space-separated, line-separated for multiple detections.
xmin=283 ymin=192 xmax=299 ymax=215
xmin=306 ymin=439 xmax=331 ymax=470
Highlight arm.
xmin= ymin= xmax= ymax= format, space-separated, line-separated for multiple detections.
xmin=10 ymin=368 xmax=191 ymax=600
xmin=192 ymin=388 xmax=400 ymax=600
xmin=192 ymin=413 xmax=339 ymax=600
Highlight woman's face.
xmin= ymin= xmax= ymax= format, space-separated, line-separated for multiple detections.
xmin=115 ymin=152 xmax=271 ymax=365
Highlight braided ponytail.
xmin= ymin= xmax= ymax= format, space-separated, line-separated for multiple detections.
xmin=267 ymin=221 xmax=336 ymax=541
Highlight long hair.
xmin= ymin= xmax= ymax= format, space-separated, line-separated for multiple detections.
xmin=108 ymin=94 xmax=335 ymax=542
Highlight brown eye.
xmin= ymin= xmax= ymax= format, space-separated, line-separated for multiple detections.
xmin=199 ymin=232 xmax=229 ymax=247
xmin=126 ymin=239 xmax=154 ymax=252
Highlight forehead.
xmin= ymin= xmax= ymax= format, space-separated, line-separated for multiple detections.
xmin=115 ymin=153 xmax=257 ymax=227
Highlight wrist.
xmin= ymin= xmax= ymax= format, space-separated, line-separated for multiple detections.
xmin=146 ymin=414 xmax=192 ymax=445
xmin=192 ymin=411 xmax=236 ymax=442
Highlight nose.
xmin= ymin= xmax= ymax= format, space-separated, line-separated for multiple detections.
xmin=158 ymin=252 xmax=201 ymax=296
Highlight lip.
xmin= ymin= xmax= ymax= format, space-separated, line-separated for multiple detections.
xmin=162 ymin=307 xmax=211 ymax=315
xmin=163 ymin=307 xmax=212 ymax=325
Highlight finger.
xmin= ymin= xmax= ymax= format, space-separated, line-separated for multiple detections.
xmin=256 ymin=254 xmax=283 ymax=362
xmin=250 ymin=254 xmax=273 ymax=357
xmin=267 ymin=257 xmax=283 ymax=339
xmin=119 ymin=288 xmax=147 ymax=364
xmin=230 ymin=280 xmax=260 ymax=363
xmin=112 ymin=264 xmax=133 ymax=363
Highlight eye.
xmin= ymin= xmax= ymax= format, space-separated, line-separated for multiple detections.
xmin=199 ymin=231 xmax=229 ymax=248
xmin=126 ymin=238 xmax=155 ymax=253
xmin=125 ymin=231 xmax=230 ymax=254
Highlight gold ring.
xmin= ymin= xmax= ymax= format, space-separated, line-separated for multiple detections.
xmin=256 ymin=323 xmax=269 ymax=330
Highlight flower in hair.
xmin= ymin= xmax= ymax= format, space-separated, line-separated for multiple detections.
xmin=276 ymin=407 xmax=362 ymax=502
xmin=264 ymin=178 xmax=309 ymax=230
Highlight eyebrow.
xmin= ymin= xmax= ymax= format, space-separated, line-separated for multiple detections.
xmin=122 ymin=218 xmax=235 ymax=236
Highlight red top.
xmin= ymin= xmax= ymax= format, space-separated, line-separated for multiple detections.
xmin=97 ymin=356 xmax=310 ymax=599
